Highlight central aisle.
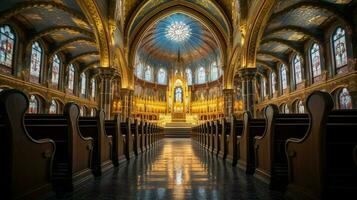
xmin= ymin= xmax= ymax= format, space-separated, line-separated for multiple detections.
xmin=55 ymin=139 xmax=283 ymax=200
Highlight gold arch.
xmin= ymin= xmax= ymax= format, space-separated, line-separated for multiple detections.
xmin=75 ymin=0 xmax=110 ymax=68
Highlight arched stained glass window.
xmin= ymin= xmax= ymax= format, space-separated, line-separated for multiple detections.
xmin=80 ymin=73 xmax=86 ymax=96
xmin=51 ymin=54 xmax=60 ymax=87
xmin=339 ymin=88 xmax=352 ymax=109
xmin=175 ymin=87 xmax=183 ymax=103
xmin=333 ymin=27 xmax=348 ymax=68
xmin=157 ymin=68 xmax=166 ymax=84
xmin=271 ymin=72 xmax=277 ymax=94
xmin=68 ymin=64 xmax=75 ymax=92
xmin=185 ymin=68 xmax=192 ymax=85
xmin=298 ymin=100 xmax=305 ymax=113
xmin=198 ymin=67 xmax=205 ymax=84
xmin=0 ymin=25 xmax=15 ymax=69
xmin=91 ymin=78 xmax=96 ymax=99
xmin=310 ymin=43 xmax=322 ymax=77
xmin=211 ymin=62 xmax=218 ymax=81
xmin=144 ymin=65 xmax=152 ymax=82
xmin=284 ymin=104 xmax=290 ymax=114
xmin=90 ymin=108 xmax=96 ymax=117
xmin=136 ymin=63 xmax=143 ymax=78
xmin=29 ymin=95 xmax=38 ymax=114
xmin=294 ymin=55 xmax=302 ymax=84
xmin=49 ymin=99 xmax=57 ymax=114
xmin=262 ymin=78 xmax=267 ymax=98
xmin=280 ymin=64 xmax=287 ymax=90
xmin=30 ymin=42 xmax=43 ymax=83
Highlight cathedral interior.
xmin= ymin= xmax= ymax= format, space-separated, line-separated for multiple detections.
xmin=0 ymin=0 xmax=357 ymax=199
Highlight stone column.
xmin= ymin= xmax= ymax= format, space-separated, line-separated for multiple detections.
xmin=120 ymin=88 xmax=134 ymax=120
xmin=223 ymin=89 xmax=235 ymax=119
xmin=98 ymin=67 xmax=116 ymax=119
xmin=239 ymin=68 xmax=257 ymax=114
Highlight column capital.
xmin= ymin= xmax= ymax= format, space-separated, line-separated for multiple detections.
xmin=98 ymin=67 xmax=116 ymax=79
xmin=238 ymin=68 xmax=257 ymax=80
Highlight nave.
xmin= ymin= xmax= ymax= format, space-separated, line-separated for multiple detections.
xmin=46 ymin=139 xmax=283 ymax=200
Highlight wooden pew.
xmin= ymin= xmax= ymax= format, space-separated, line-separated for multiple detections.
xmin=208 ymin=121 xmax=215 ymax=153
xmin=121 ymin=118 xmax=134 ymax=159
xmin=226 ymin=116 xmax=243 ymax=166
xmin=238 ymin=112 xmax=265 ymax=174
xmin=143 ymin=122 xmax=149 ymax=150
xmin=213 ymin=120 xmax=221 ymax=156
xmin=131 ymin=119 xmax=141 ymax=156
xmin=254 ymin=105 xmax=309 ymax=190
xmin=285 ymin=91 xmax=357 ymax=200
xmin=218 ymin=118 xmax=230 ymax=160
xmin=105 ymin=115 xmax=126 ymax=166
xmin=138 ymin=121 xmax=146 ymax=153
xmin=79 ymin=111 xmax=113 ymax=176
xmin=25 ymin=103 xmax=94 ymax=194
xmin=0 ymin=89 xmax=55 ymax=199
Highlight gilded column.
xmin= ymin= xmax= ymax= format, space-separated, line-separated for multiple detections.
xmin=120 ymin=88 xmax=134 ymax=120
xmin=99 ymin=67 xmax=116 ymax=119
xmin=239 ymin=68 xmax=257 ymax=114
xmin=223 ymin=89 xmax=235 ymax=118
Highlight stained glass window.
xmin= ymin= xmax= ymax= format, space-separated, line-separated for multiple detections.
xmin=294 ymin=55 xmax=302 ymax=84
xmin=339 ymin=88 xmax=352 ymax=109
xmin=90 ymin=108 xmax=96 ymax=117
xmin=271 ymin=72 xmax=276 ymax=94
xmin=198 ymin=67 xmax=205 ymax=84
xmin=49 ymin=100 xmax=57 ymax=114
xmin=262 ymin=78 xmax=267 ymax=98
xmin=51 ymin=54 xmax=60 ymax=87
xmin=144 ymin=65 xmax=152 ymax=82
xmin=284 ymin=104 xmax=289 ymax=114
xmin=175 ymin=87 xmax=183 ymax=103
xmin=0 ymin=25 xmax=15 ymax=68
xmin=29 ymin=95 xmax=38 ymax=114
xmin=68 ymin=64 xmax=75 ymax=92
xmin=80 ymin=73 xmax=86 ymax=96
xmin=30 ymin=42 xmax=42 ymax=83
xmin=91 ymin=78 xmax=96 ymax=99
xmin=333 ymin=27 xmax=348 ymax=68
xmin=157 ymin=68 xmax=166 ymax=84
xmin=280 ymin=64 xmax=287 ymax=90
xmin=136 ymin=63 xmax=143 ymax=78
xmin=310 ymin=43 xmax=321 ymax=77
xmin=298 ymin=101 xmax=305 ymax=113
xmin=185 ymin=68 xmax=192 ymax=85
xmin=211 ymin=62 xmax=218 ymax=81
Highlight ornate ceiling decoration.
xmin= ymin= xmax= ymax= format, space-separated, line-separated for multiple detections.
xmin=255 ymin=0 xmax=354 ymax=73
xmin=136 ymin=13 xmax=221 ymax=68
xmin=0 ymin=0 xmax=100 ymax=71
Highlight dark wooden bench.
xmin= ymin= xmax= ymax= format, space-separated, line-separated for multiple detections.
xmin=131 ymin=119 xmax=141 ymax=156
xmin=138 ymin=121 xmax=146 ymax=153
xmin=254 ymin=105 xmax=309 ymax=190
xmin=285 ymin=91 xmax=357 ymax=200
xmin=238 ymin=112 xmax=265 ymax=174
xmin=121 ymin=118 xmax=134 ymax=159
xmin=218 ymin=118 xmax=231 ymax=160
xmin=213 ymin=120 xmax=221 ymax=156
xmin=208 ymin=121 xmax=215 ymax=153
xmin=79 ymin=111 xmax=113 ymax=176
xmin=227 ymin=116 xmax=243 ymax=166
xmin=105 ymin=115 xmax=126 ymax=167
xmin=25 ymin=103 xmax=94 ymax=194
xmin=0 ymin=89 xmax=56 ymax=199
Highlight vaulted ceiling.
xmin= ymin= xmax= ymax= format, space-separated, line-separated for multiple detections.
xmin=136 ymin=13 xmax=220 ymax=68
xmin=256 ymin=0 xmax=354 ymax=74
xmin=0 ymin=0 xmax=100 ymax=71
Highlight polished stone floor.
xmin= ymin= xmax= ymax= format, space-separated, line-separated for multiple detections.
xmin=49 ymin=138 xmax=284 ymax=200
